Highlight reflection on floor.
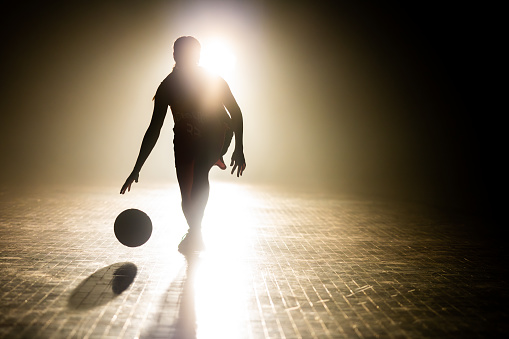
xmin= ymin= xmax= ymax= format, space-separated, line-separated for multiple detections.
xmin=0 ymin=183 xmax=507 ymax=338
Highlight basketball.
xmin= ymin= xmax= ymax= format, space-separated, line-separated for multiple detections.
xmin=114 ymin=209 xmax=152 ymax=247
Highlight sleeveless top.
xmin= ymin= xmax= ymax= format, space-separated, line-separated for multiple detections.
xmin=155 ymin=67 xmax=231 ymax=153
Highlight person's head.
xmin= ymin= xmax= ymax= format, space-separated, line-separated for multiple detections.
xmin=173 ymin=36 xmax=201 ymax=68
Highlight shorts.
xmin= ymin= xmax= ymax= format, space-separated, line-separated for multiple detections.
xmin=173 ymin=118 xmax=228 ymax=169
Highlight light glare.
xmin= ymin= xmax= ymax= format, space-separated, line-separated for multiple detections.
xmin=199 ymin=39 xmax=237 ymax=81
xmin=193 ymin=183 xmax=257 ymax=337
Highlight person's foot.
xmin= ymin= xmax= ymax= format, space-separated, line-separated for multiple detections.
xmin=214 ymin=157 xmax=227 ymax=170
xmin=178 ymin=231 xmax=205 ymax=255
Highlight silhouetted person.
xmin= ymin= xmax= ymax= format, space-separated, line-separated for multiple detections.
xmin=120 ymin=36 xmax=246 ymax=255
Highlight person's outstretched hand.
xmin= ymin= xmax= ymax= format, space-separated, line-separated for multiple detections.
xmin=230 ymin=149 xmax=246 ymax=177
xmin=120 ymin=172 xmax=139 ymax=194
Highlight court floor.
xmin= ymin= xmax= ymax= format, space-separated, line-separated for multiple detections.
xmin=0 ymin=182 xmax=507 ymax=338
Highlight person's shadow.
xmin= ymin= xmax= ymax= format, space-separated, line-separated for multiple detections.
xmin=142 ymin=254 xmax=200 ymax=339
xmin=68 ymin=262 xmax=137 ymax=310
xmin=171 ymin=254 xmax=200 ymax=338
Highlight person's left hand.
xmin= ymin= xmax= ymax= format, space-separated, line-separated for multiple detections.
xmin=120 ymin=172 xmax=139 ymax=194
xmin=230 ymin=149 xmax=246 ymax=177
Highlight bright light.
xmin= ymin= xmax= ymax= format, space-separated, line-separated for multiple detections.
xmin=192 ymin=183 xmax=258 ymax=338
xmin=199 ymin=39 xmax=237 ymax=81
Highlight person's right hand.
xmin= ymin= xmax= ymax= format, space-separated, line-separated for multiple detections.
xmin=230 ymin=149 xmax=246 ymax=177
xmin=120 ymin=172 xmax=139 ymax=194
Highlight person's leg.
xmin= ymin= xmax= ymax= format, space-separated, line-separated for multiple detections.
xmin=176 ymin=154 xmax=213 ymax=254
xmin=175 ymin=158 xmax=197 ymax=230
xmin=175 ymin=129 xmax=222 ymax=254
xmin=187 ymin=162 xmax=211 ymax=232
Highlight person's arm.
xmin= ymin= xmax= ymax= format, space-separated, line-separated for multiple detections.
xmin=222 ymin=80 xmax=246 ymax=177
xmin=120 ymin=94 xmax=168 ymax=194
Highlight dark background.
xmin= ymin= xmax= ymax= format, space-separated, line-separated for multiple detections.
xmin=0 ymin=1 xmax=502 ymax=220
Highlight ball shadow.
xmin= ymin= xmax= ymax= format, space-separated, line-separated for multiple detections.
xmin=68 ymin=262 xmax=137 ymax=310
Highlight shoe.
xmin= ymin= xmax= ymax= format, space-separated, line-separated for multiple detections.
xmin=178 ymin=231 xmax=205 ymax=255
